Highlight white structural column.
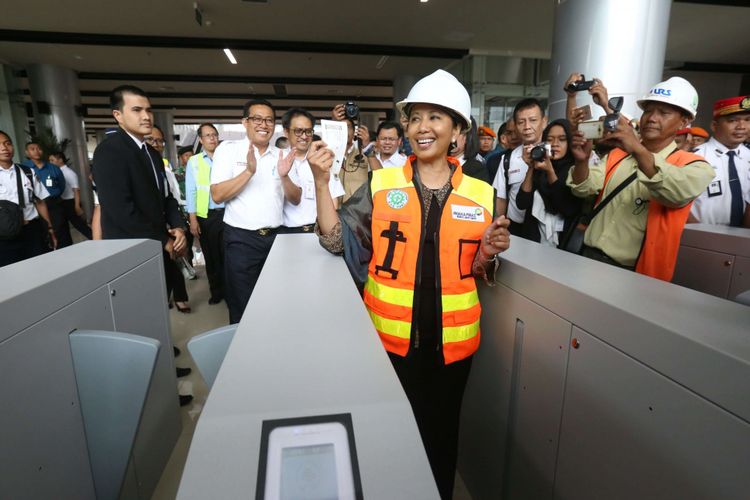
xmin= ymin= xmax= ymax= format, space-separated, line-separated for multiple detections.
xmin=548 ymin=0 xmax=672 ymax=120
xmin=26 ymin=64 xmax=93 ymax=217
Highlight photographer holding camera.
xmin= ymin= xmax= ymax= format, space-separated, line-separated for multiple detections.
xmin=492 ymin=97 xmax=548 ymax=234
xmin=567 ymin=76 xmax=714 ymax=281
xmin=514 ymin=119 xmax=582 ymax=246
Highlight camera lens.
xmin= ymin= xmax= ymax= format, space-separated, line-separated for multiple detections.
xmin=531 ymin=144 xmax=547 ymax=162
xmin=344 ymin=101 xmax=359 ymax=119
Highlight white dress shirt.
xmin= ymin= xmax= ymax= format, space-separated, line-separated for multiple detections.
xmin=491 ymin=145 xmax=528 ymax=224
xmin=0 ymin=164 xmax=50 ymax=221
xmin=59 ymin=165 xmax=79 ymax=200
xmin=211 ymin=138 xmax=283 ymax=230
xmin=376 ymin=151 xmax=407 ymax=169
xmin=283 ymin=155 xmax=345 ymax=227
xmin=691 ymin=137 xmax=750 ymax=225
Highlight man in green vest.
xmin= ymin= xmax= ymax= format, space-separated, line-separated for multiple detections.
xmin=186 ymin=123 xmax=225 ymax=305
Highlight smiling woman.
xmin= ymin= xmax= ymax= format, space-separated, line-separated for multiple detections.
xmin=308 ymin=70 xmax=512 ymax=499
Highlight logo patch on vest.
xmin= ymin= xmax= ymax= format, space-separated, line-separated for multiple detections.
xmin=386 ymin=189 xmax=408 ymax=209
xmin=451 ymin=204 xmax=485 ymax=222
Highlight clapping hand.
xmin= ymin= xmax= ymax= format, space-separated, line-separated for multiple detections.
xmin=277 ymin=149 xmax=296 ymax=178
xmin=246 ymin=145 xmax=257 ymax=175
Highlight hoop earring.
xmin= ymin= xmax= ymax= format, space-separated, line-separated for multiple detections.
xmin=450 ymin=141 xmax=457 ymax=151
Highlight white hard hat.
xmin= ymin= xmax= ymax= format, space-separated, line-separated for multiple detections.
xmin=396 ymin=69 xmax=472 ymax=131
xmin=636 ymin=76 xmax=699 ymax=119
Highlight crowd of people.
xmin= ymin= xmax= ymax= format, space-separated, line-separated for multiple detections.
xmin=1 ymin=69 xmax=749 ymax=499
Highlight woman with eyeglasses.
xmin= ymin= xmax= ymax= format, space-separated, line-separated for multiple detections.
xmin=309 ymin=70 xmax=511 ymax=499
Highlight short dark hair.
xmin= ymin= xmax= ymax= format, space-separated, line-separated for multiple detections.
xmin=281 ymin=108 xmax=315 ymax=130
xmin=275 ymin=137 xmax=289 ymax=148
xmin=110 ymin=85 xmax=149 ymax=111
xmin=377 ymin=121 xmax=403 ymax=139
xmin=497 ymin=122 xmax=508 ymax=137
xmin=25 ymin=141 xmax=39 ymax=150
xmin=178 ymin=146 xmax=193 ymax=156
xmin=242 ymin=98 xmax=275 ymax=119
xmin=50 ymin=151 xmax=66 ymax=161
xmin=151 ymin=124 xmax=163 ymax=135
xmin=198 ymin=123 xmax=218 ymax=137
xmin=0 ymin=130 xmax=11 ymax=143
xmin=513 ymin=98 xmax=545 ymax=122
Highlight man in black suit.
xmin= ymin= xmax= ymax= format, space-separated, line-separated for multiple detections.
xmin=92 ymin=85 xmax=186 ymax=252
xmin=92 ymin=85 xmax=193 ymax=406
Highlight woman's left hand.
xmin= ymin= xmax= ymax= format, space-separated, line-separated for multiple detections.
xmin=480 ymin=215 xmax=511 ymax=259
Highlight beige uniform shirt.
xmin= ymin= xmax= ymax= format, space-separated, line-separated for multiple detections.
xmin=566 ymin=142 xmax=714 ymax=266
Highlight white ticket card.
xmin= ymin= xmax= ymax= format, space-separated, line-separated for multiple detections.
xmin=320 ymin=119 xmax=348 ymax=176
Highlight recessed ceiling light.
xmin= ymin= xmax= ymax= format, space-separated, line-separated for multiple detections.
xmin=420 ymin=0 xmax=429 ymax=3
xmin=223 ymin=48 xmax=238 ymax=65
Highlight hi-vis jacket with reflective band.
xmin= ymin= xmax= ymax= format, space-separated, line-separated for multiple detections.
xmin=193 ymin=153 xmax=212 ymax=218
xmin=364 ymin=156 xmax=494 ymax=364
xmin=602 ymin=147 xmax=705 ymax=282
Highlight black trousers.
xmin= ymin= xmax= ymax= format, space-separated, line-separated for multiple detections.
xmin=0 ymin=218 xmax=49 ymax=267
xmin=45 ymin=196 xmax=70 ymax=248
xmin=388 ymin=351 xmax=473 ymax=500
xmin=62 ymin=198 xmax=92 ymax=241
xmin=163 ymin=252 xmax=189 ymax=303
xmin=198 ymin=209 xmax=225 ymax=300
xmin=224 ymin=223 xmax=277 ymax=324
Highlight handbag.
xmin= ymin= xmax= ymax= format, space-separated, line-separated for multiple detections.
xmin=0 ymin=165 xmax=27 ymax=240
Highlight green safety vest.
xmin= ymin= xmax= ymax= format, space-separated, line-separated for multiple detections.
xmin=194 ymin=154 xmax=212 ymax=218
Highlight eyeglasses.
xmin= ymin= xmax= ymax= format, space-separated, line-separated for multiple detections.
xmin=201 ymin=133 xmax=219 ymax=139
xmin=145 ymin=137 xmax=166 ymax=145
xmin=245 ymin=115 xmax=275 ymax=127
xmin=292 ymin=128 xmax=314 ymax=137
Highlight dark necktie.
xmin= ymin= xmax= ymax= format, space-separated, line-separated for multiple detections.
xmin=141 ymin=144 xmax=164 ymax=196
xmin=727 ymin=150 xmax=743 ymax=227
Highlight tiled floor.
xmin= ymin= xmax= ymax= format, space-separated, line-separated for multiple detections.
xmin=149 ymin=267 xmax=472 ymax=500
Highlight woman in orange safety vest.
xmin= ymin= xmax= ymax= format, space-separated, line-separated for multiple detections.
xmin=309 ymin=70 xmax=511 ymax=499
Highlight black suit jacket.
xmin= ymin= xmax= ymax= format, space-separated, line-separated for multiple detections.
xmin=92 ymin=127 xmax=184 ymax=245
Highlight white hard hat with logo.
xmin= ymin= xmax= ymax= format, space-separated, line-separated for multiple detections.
xmin=636 ymin=76 xmax=699 ymax=119
xmin=396 ymin=69 xmax=472 ymax=131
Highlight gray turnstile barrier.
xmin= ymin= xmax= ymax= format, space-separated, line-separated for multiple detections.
xmin=0 ymin=240 xmax=181 ymax=500
xmin=672 ymin=223 xmax=750 ymax=305
xmin=177 ymin=235 xmax=439 ymax=499
xmin=70 ymin=330 xmax=160 ymax=500
xmin=458 ymin=237 xmax=750 ymax=500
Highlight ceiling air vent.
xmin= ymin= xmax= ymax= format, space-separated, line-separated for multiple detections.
xmin=242 ymin=0 xmax=268 ymax=3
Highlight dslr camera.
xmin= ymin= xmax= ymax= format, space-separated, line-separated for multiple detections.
xmin=565 ymin=75 xmax=596 ymax=93
xmin=530 ymin=143 xmax=552 ymax=162
xmin=344 ymin=101 xmax=360 ymax=120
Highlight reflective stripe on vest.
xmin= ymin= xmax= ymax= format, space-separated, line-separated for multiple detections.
xmin=195 ymin=154 xmax=212 ymax=218
xmin=364 ymin=155 xmax=494 ymax=364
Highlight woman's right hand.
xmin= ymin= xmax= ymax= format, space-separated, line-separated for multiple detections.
xmin=308 ymin=140 xmax=335 ymax=186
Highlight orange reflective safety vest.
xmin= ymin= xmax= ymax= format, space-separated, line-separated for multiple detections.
xmin=601 ymin=147 xmax=705 ymax=281
xmin=363 ymin=156 xmax=495 ymax=364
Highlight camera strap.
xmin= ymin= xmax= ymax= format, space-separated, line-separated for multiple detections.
xmin=590 ymin=154 xmax=636 ymax=222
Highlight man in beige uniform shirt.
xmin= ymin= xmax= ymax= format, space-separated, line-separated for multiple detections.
xmin=567 ymin=77 xmax=714 ymax=274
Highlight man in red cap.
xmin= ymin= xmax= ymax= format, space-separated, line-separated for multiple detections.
xmin=675 ymin=127 xmax=693 ymax=151
xmin=477 ymin=125 xmax=496 ymax=158
xmin=690 ymin=96 xmax=750 ymax=227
